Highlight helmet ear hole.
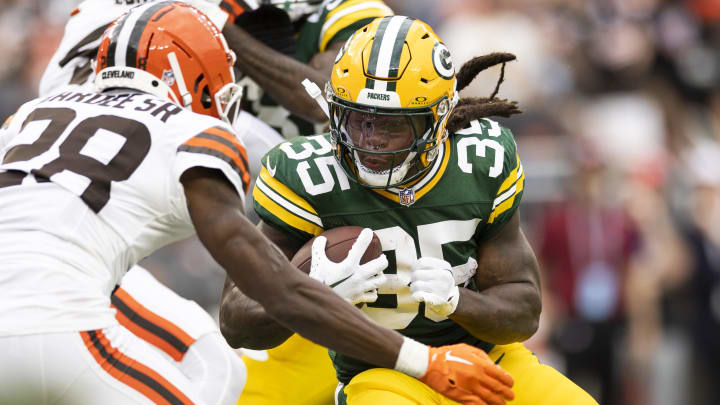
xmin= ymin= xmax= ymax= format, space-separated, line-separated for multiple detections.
xmin=201 ymin=85 xmax=212 ymax=109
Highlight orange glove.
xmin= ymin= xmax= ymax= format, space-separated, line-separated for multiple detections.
xmin=419 ymin=343 xmax=514 ymax=405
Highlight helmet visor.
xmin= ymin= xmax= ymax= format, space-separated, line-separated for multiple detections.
xmin=342 ymin=111 xmax=430 ymax=173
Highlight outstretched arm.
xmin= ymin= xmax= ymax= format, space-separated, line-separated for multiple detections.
xmin=450 ymin=211 xmax=542 ymax=343
xmin=222 ymin=24 xmax=343 ymax=123
xmin=219 ymin=222 xmax=300 ymax=349
xmin=182 ymin=167 xmax=402 ymax=366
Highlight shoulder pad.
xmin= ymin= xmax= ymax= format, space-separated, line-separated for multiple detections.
xmin=263 ymin=134 xmax=335 ymax=182
xmin=253 ymin=135 xmax=339 ymax=239
xmin=453 ymin=119 xmax=518 ymax=179
xmin=317 ymin=0 xmax=393 ymax=51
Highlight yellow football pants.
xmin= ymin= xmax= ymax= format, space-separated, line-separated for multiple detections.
xmin=341 ymin=343 xmax=598 ymax=405
xmin=237 ymin=334 xmax=337 ymax=405
xmin=236 ymin=336 xmax=597 ymax=405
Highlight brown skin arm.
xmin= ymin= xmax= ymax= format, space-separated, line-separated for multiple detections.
xmin=219 ymin=222 xmax=301 ymax=349
xmin=449 ymin=210 xmax=542 ymax=344
xmin=222 ymin=23 xmax=344 ymax=123
xmin=182 ymin=167 xmax=402 ymax=365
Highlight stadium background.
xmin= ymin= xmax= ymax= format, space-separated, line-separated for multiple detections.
xmin=1 ymin=0 xmax=718 ymax=403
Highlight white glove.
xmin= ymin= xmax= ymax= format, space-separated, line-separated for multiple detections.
xmin=410 ymin=257 xmax=460 ymax=317
xmin=310 ymin=228 xmax=388 ymax=306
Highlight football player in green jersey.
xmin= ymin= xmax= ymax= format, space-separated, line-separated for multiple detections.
xmin=220 ymin=15 xmax=598 ymax=405
xmin=201 ymin=2 xmax=395 ymax=403
xmin=222 ymin=0 xmax=394 ymax=138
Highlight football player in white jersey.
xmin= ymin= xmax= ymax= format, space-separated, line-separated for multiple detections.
xmin=36 ymin=2 xmax=263 ymax=404
xmin=0 ymin=2 xmax=515 ymax=405
xmin=39 ymin=0 xmax=284 ymax=205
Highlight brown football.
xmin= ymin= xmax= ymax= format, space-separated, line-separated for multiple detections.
xmin=291 ymin=226 xmax=383 ymax=275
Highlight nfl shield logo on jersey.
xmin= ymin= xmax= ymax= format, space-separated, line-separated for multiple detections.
xmin=399 ymin=188 xmax=415 ymax=206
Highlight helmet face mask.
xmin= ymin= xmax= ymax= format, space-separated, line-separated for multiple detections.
xmin=329 ymin=90 xmax=449 ymax=189
xmin=215 ymin=82 xmax=243 ymax=125
xmin=327 ymin=16 xmax=457 ymax=190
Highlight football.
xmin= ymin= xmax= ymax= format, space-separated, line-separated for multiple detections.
xmin=291 ymin=226 xmax=383 ymax=274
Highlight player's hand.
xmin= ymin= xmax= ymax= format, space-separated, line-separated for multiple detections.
xmin=410 ymin=257 xmax=459 ymax=317
xmin=420 ymin=344 xmax=514 ymax=405
xmin=310 ymin=228 xmax=388 ymax=305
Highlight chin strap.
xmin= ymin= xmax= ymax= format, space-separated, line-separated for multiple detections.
xmin=167 ymin=52 xmax=192 ymax=107
xmin=302 ymin=79 xmax=329 ymax=118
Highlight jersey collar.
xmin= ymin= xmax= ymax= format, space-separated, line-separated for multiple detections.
xmin=371 ymin=138 xmax=451 ymax=205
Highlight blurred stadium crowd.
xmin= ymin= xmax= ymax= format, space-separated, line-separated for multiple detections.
xmin=1 ymin=0 xmax=718 ymax=404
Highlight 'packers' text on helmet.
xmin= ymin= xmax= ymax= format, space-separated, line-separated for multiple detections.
xmin=327 ymin=16 xmax=458 ymax=189
xmin=95 ymin=1 xmax=242 ymax=124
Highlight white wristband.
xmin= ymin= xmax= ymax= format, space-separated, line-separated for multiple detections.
xmin=394 ymin=337 xmax=429 ymax=378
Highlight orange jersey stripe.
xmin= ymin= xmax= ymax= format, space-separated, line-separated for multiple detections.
xmin=112 ymin=305 xmax=186 ymax=362
xmin=220 ymin=0 xmax=244 ymax=19
xmin=81 ymin=330 xmax=195 ymax=405
xmin=182 ymin=137 xmax=251 ymax=186
xmin=204 ymin=126 xmax=250 ymax=165
xmin=112 ymin=288 xmax=195 ymax=359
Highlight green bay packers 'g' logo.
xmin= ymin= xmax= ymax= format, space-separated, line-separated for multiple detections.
xmin=432 ymin=42 xmax=454 ymax=79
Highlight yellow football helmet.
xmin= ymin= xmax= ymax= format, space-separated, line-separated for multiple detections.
xmin=327 ymin=16 xmax=458 ymax=189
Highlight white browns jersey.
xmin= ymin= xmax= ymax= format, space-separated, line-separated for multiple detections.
xmin=0 ymin=89 xmax=250 ymax=336
xmin=39 ymin=0 xmax=284 ymax=180
xmin=39 ymin=0 xmax=146 ymax=96
xmin=39 ymin=0 xmax=215 ymax=97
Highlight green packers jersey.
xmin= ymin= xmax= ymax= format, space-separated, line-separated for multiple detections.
xmin=253 ymin=118 xmax=526 ymax=384
xmin=239 ymin=0 xmax=393 ymax=138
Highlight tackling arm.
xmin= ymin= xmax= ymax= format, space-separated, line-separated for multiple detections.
xmin=450 ymin=211 xmax=542 ymax=344
xmin=222 ymin=24 xmax=344 ymax=123
xmin=182 ymin=167 xmax=403 ymax=367
xmin=219 ymin=222 xmax=300 ymax=349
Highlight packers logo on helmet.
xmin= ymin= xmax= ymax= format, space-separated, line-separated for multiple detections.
xmin=432 ymin=42 xmax=454 ymax=79
xmin=326 ymin=16 xmax=458 ymax=189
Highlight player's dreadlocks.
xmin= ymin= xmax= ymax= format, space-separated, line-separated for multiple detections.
xmin=446 ymin=52 xmax=521 ymax=133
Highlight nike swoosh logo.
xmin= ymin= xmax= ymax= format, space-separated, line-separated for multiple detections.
xmin=445 ymin=350 xmax=473 ymax=365
xmin=266 ymin=156 xmax=277 ymax=177
xmin=329 ymin=274 xmax=353 ymax=288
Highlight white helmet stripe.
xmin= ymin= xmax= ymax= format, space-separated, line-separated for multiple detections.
xmin=111 ymin=1 xmax=174 ymax=68
xmin=114 ymin=4 xmax=147 ymax=67
xmin=370 ymin=16 xmax=413 ymax=91
xmin=374 ymin=16 xmax=411 ymax=78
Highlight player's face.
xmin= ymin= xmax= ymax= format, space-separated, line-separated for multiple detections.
xmin=345 ymin=111 xmax=424 ymax=172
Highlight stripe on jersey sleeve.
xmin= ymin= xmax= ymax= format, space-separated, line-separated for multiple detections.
xmin=319 ymin=0 xmax=393 ymax=51
xmin=178 ymin=126 xmax=251 ymax=193
xmin=111 ymin=287 xmax=195 ymax=362
xmin=220 ymin=0 xmax=251 ymax=20
xmin=488 ymin=154 xmax=524 ymax=223
xmin=253 ymin=166 xmax=324 ymax=236
xmin=80 ymin=329 xmax=194 ymax=405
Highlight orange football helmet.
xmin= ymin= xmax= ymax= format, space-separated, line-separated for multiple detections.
xmin=95 ymin=1 xmax=241 ymax=124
